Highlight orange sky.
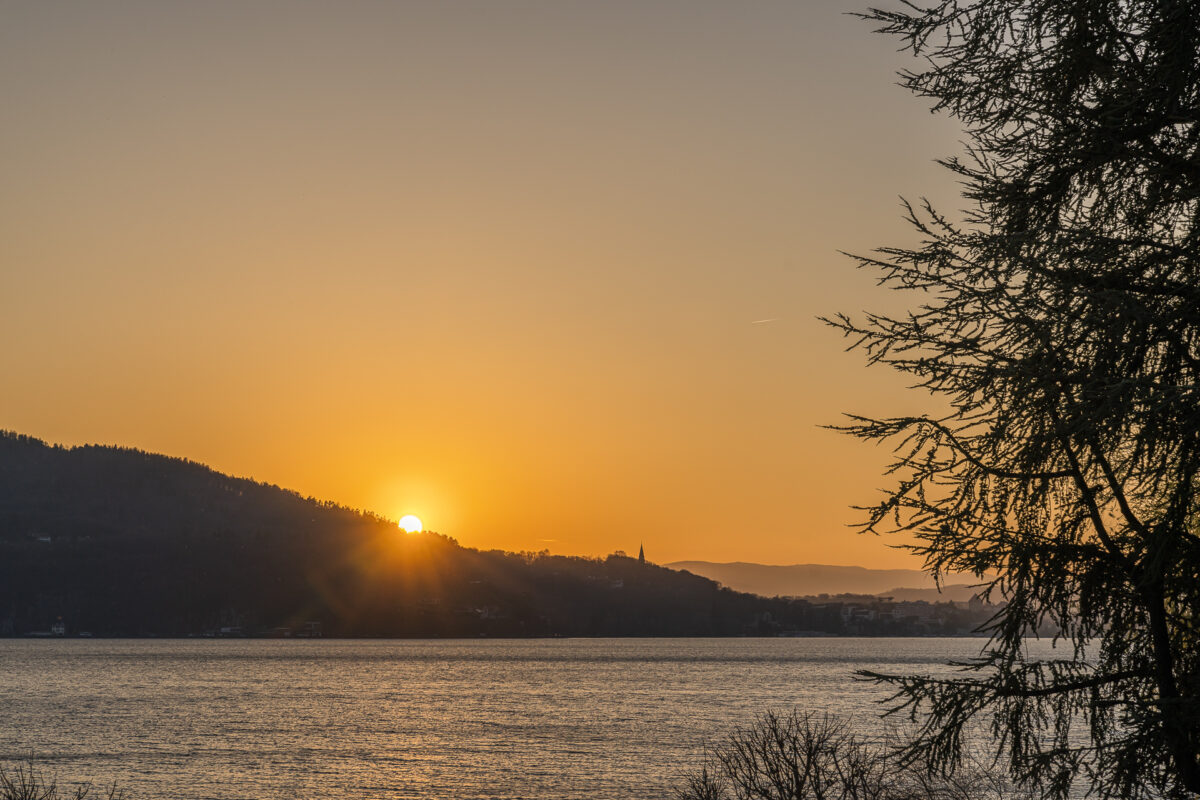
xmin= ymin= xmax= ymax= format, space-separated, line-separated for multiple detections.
xmin=2 ymin=1 xmax=963 ymax=568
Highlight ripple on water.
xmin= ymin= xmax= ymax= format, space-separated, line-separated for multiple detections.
xmin=2 ymin=637 xmax=1061 ymax=800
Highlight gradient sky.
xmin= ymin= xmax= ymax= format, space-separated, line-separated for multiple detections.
xmin=2 ymin=1 xmax=965 ymax=568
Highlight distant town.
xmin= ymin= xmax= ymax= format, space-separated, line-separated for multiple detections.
xmin=8 ymin=590 xmax=1002 ymax=640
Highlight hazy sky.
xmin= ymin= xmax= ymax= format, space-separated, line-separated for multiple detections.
xmin=2 ymin=1 xmax=964 ymax=567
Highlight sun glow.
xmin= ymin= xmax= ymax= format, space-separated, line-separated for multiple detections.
xmin=398 ymin=514 xmax=423 ymax=533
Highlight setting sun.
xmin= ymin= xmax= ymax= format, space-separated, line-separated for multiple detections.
xmin=398 ymin=515 xmax=423 ymax=533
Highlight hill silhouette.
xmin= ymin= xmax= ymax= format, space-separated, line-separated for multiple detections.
xmin=666 ymin=561 xmax=981 ymax=601
xmin=0 ymin=432 xmax=822 ymax=637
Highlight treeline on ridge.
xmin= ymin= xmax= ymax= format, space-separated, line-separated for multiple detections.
xmin=0 ymin=432 xmax=989 ymax=638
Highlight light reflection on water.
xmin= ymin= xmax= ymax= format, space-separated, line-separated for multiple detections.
xmin=2 ymin=638 xmax=1062 ymax=800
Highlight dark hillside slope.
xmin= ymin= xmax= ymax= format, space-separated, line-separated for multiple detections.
xmin=0 ymin=432 xmax=803 ymax=637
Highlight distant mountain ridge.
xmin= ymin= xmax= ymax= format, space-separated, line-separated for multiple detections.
xmin=7 ymin=431 xmax=974 ymax=638
xmin=0 ymin=431 xmax=999 ymax=637
xmin=667 ymin=560 xmax=981 ymax=601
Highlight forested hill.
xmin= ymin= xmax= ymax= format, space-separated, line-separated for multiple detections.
xmin=0 ymin=431 xmax=808 ymax=637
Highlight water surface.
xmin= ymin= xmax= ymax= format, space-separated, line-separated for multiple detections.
xmin=3 ymin=637 xmax=1012 ymax=799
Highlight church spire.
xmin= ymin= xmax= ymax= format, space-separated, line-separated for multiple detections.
xmin=638 ymin=543 xmax=645 ymax=564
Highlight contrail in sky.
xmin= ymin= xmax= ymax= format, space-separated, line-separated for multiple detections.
xmin=751 ymin=318 xmax=778 ymax=324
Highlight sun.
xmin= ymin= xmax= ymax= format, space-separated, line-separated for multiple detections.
xmin=398 ymin=514 xmax=423 ymax=533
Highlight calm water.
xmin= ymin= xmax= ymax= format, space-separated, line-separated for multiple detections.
xmin=3 ymin=638 xmax=1020 ymax=800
